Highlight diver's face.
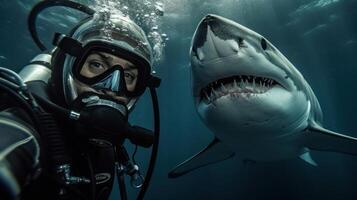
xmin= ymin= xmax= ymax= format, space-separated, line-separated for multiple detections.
xmin=74 ymin=51 xmax=138 ymax=105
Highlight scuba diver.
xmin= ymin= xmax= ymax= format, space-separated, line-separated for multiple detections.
xmin=0 ymin=1 xmax=161 ymax=200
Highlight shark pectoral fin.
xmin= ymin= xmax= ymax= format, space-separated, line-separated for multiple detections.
xmin=304 ymin=122 xmax=357 ymax=155
xmin=299 ymin=150 xmax=318 ymax=166
xmin=168 ymin=138 xmax=235 ymax=179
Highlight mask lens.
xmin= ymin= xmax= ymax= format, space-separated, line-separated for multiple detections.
xmin=72 ymin=45 xmax=152 ymax=98
xmin=75 ymin=50 xmax=140 ymax=95
xmin=91 ymin=68 xmax=124 ymax=93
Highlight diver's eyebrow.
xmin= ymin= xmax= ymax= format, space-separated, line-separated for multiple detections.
xmin=90 ymin=51 xmax=137 ymax=69
xmin=125 ymin=63 xmax=137 ymax=70
xmin=94 ymin=52 xmax=113 ymax=62
xmin=90 ymin=52 xmax=112 ymax=67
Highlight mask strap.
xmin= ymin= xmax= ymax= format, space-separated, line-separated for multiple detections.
xmin=28 ymin=0 xmax=94 ymax=51
xmin=146 ymin=75 xmax=161 ymax=88
xmin=53 ymin=33 xmax=83 ymax=57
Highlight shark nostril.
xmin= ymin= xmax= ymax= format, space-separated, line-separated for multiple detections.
xmin=202 ymin=19 xmax=210 ymax=25
xmin=204 ymin=14 xmax=215 ymax=20
xmin=202 ymin=14 xmax=218 ymax=25
xmin=237 ymin=37 xmax=247 ymax=48
xmin=238 ymin=37 xmax=244 ymax=45
xmin=202 ymin=19 xmax=209 ymax=25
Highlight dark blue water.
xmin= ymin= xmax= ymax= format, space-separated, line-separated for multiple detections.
xmin=1 ymin=0 xmax=357 ymax=199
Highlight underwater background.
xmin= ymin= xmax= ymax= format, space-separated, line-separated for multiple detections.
xmin=1 ymin=0 xmax=357 ymax=199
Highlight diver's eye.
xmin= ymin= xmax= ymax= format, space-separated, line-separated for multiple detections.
xmin=87 ymin=60 xmax=108 ymax=75
xmin=124 ymin=72 xmax=135 ymax=83
xmin=261 ymin=38 xmax=267 ymax=50
xmin=89 ymin=61 xmax=105 ymax=69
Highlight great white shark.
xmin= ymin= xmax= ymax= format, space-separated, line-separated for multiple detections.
xmin=169 ymin=14 xmax=357 ymax=178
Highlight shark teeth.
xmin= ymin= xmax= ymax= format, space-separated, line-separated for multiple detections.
xmin=221 ymin=83 xmax=228 ymax=93
xmin=203 ymin=91 xmax=211 ymax=101
xmin=200 ymin=75 xmax=280 ymax=103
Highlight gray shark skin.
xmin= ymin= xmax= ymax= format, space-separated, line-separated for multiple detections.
xmin=169 ymin=14 xmax=357 ymax=178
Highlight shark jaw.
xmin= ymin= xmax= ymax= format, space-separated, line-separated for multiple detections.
xmin=199 ymin=74 xmax=283 ymax=105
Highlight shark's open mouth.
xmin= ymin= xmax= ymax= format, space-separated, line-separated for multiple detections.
xmin=200 ymin=75 xmax=280 ymax=103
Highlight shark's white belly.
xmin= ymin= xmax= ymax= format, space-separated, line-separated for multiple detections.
xmin=216 ymin=114 xmax=310 ymax=162
xmin=207 ymin=96 xmax=311 ymax=161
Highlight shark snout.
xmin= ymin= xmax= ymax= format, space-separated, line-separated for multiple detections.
xmin=192 ymin=14 xmax=225 ymax=49
xmin=191 ymin=14 xmax=242 ymax=63
xmin=201 ymin=14 xmax=219 ymax=24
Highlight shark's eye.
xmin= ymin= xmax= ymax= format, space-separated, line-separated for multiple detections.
xmin=261 ymin=38 xmax=267 ymax=50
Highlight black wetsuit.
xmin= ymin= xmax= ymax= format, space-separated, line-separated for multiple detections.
xmin=0 ymin=80 xmax=116 ymax=200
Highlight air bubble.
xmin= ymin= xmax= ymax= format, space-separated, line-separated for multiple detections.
xmin=154 ymin=4 xmax=164 ymax=16
xmin=91 ymin=0 xmax=167 ymax=64
xmin=151 ymin=26 xmax=159 ymax=31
